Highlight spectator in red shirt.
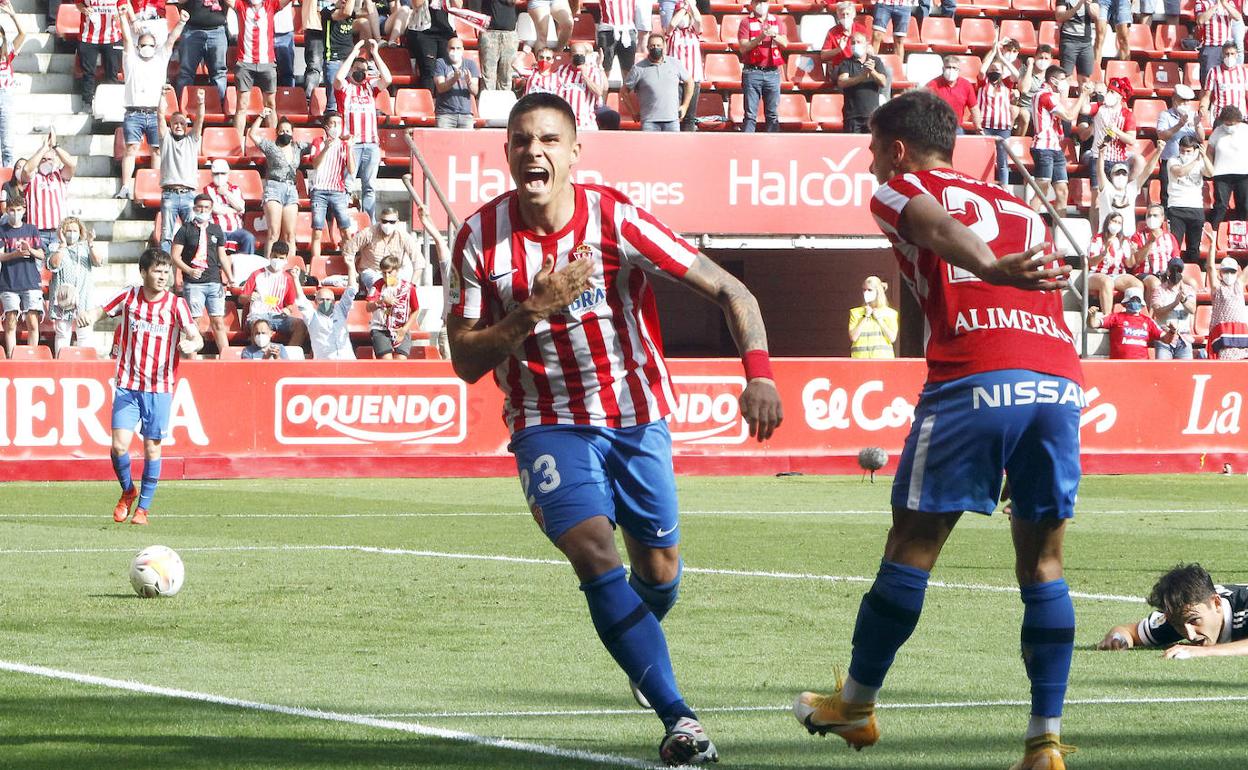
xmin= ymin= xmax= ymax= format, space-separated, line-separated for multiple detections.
xmin=926 ymin=56 xmax=981 ymax=133
xmin=366 ymin=254 xmax=420 ymax=359
xmin=1087 ymin=286 xmax=1175 ymax=359
xmin=819 ymin=1 xmax=871 ymax=79
xmin=738 ymin=0 xmax=786 ymax=133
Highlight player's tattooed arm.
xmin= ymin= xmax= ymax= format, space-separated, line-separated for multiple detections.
xmin=446 ymin=255 xmax=593 ymax=383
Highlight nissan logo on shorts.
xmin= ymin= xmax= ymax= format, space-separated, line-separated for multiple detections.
xmin=275 ymin=377 xmax=468 ymax=445
xmin=667 ymin=375 xmax=749 ymax=445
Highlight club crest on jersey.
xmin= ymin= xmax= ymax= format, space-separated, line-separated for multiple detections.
xmin=563 ymin=243 xmax=605 ymax=318
xmin=570 ymin=243 xmax=595 ymax=262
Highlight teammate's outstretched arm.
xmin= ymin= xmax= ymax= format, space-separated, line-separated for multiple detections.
xmin=898 ymin=195 xmax=1071 ymax=291
xmin=445 ymin=255 xmax=594 ymax=383
xmin=673 ymin=254 xmax=783 ymax=441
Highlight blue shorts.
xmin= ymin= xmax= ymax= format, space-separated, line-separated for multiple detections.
xmin=509 ymin=421 xmax=680 ymax=547
xmin=892 ymin=369 xmax=1083 ymax=521
xmin=311 ymin=189 xmax=352 ymax=231
xmin=873 ymin=4 xmax=912 ymax=36
xmin=122 ymin=109 xmax=161 ymax=147
xmin=112 ymin=387 xmax=173 ymax=441
xmin=1098 ymin=0 xmax=1131 ymax=26
xmin=1032 ymin=148 xmax=1068 ymax=183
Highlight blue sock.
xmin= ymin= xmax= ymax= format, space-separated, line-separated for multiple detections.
xmin=629 ymin=560 xmax=682 ymax=622
xmin=848 ymin=560 xmax=930 ymax=689
xmin=111 ymin=452 xmax=134 ymax=493
xmin=581 ymin=566 xmax=695 ymax=729
xmin=137 ymin=459 xmax=162 ymax=510
xmin=1020 ymin=578 xmax=1075 ymax=719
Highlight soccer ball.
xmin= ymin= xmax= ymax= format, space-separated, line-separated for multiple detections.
xmin=129 ymin=546 xmax=185 ymax=598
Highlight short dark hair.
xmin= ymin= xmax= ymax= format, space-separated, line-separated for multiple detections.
xmin=270 ymin=240 xmax=291 ymax=256
xmin=869 ymin=89 xmax=956 ymax=163
xmin=322 ymin=111 xmax=342 ymax=127
xmin=193 ymin=193 xmax=213 ymax=206
xmin=251 ymin=317 xmax=273 ymax=332
xmin=277 ymin=116 xmax=293 ymax=130
xmin=1178 ymin=134 xmax=1202 ymax=150
xmin=1036 ymin=44 xmax=1053 ymax=56
xmin=1219 ymin=105 xmax=1243 ymax=125
xmin=380 ymin=255 xmax=401 ymax=272
xmin=138 ymin=247 xmax=173 ymax=274
xmin=1148 ymin=564 xmax=1217 ymax=622
xmin=1045 ymin=64 xmax=1067 ymax=83
xmin=1224 ymin=41 xmax=1239 ymax=53
xmin=507 ymin=92 xmax=577 ymax=137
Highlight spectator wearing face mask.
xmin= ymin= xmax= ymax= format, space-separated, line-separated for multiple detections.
xmin=77 ymin=0 xmax=124 ymax=113
xmin=664 ymin=0 xmax=703 ymax=132
xmin=1087 ymin=286 xmax=1174 ymax=359
xmin=366 ymin=254 xmax=420 ymax=359
xmin=926 ymin=56 xmax=981 ymax=134
xmin=1196 ymin=0 xmax=1241 ymax=85
xmin=1087 ymin=210 xmax=1142 ymax=314
xmin=175 ymin=0 xmax=230 ymax=106
xmin=0 ymin=199 xmax=46 ymax=358
xmin=171 ymin=194 xmax=233 ymax=356
xmin=819 ymin=1 xmax=871 ymax=78
xmin=1149 ymin=258 xmax=1199 ymax=360
xmin=333 ymin=39 xmax=392 ymax=221
xmin=1130 ymin=203 xmax=1183 ymax=308
xmin=240 ymin=240 xmax=307 ymax=348
xmin=249 ymin=110 xmax=310 ymax=260
xmin=977 ymin=59 xmax=1015 ymax=187
xmin=1014 ymin=44 xmax=1053 ymax=137
xmin=202 ymin=159 xmax=256 ymax=256
xmin=1167 ymin=135 xmax=1213 ymax=264
xmin=308 ymin=112 xmax=358 ymax=269
xmin=835 ymin=33 xmax=887 ymax=134
xmin=241 ymin=316 xmax=289 ymax=359
xmin=1029 ymin=68 xmax=1092 ymax=214
xmin=1094 ymin=142 xmax=1160 ymax=236
xmin=230 ymin=0 xmax=295 ymax=143
xmin=0 ymin=5 xmax=30 ymax=169
xmin=19 ymin=130 xmax=77 ymax=256
xmin=623 ymin=34 xmax=693 ymax=132
xmin=1201 ymin=42 xmax=1248 ymax=128
xmin=1207 ymin=106 xmax=1248 ymax=235
xmin=47 ymin=217 xmax=101 ymax=356
xmin=115 ymin=7 xmax=186 ymax=201
xmin=434 ymin=37 xmax=480 ymax=129
xmin=738 ymin=0 xmax=785 ymax=133
xmin=524 ymin=47 xmax=561 ymax=94
xmin=341 ymin=206 xmax=424 ymax=293
xmin=297 ymin=286 xmax=355 ymax=359
xmin=1157 ymin=85 xmax=1201 ymax=210
xmin=1207 ymin=255 xmax=1248 ymax=359
xmin=1080 ymin=78 xmax=1138 ymax=194
xmin=155 ymin=88 xmax=206 ymax=256
xmin=848 ymin=275 xmax=898 ymax=358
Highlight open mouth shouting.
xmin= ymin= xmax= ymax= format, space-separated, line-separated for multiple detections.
xmin=523 ymin=166 xmax=551 ymax=194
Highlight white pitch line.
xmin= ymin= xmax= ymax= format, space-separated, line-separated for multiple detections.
xmin=0 ymin=543 xmax=1147 ymax=603
xmin=0 ymin=660 xmax=656 ymax=770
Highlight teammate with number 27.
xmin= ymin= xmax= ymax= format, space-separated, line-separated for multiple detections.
xmin=446 ymin=92 xmax=783 ymax=766
xmin=793 ymin=90 xmax=1084 ymax=770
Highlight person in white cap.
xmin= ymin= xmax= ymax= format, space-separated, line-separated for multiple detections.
xmin=202 ymin=158 xmax=257 ymax=256
xmin=1156 ymin=83 xmax=1200 ymax=209
xmin=1087 ymin=284 xmax=1175 ymax=359
xmin=1207 ymin=254 xmax=1248 ymax=359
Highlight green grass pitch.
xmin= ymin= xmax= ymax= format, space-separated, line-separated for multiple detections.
xmin=1 ymin=474 xmax=1246 ymax=769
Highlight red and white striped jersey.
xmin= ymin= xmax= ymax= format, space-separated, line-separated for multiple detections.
xmin=204 ymin=181 xmax=243 ymax=233
xmin=308 ymin=136 xmax=349 ymax=192
xmin=104 ymin=286 xmax=194 ymax=393
xmin=25 ymin=168 xmax=67 ymax=231
xmin=1205 ymin=64 xmax=1248 ymax=119
xmin=1129 ymin=230 xmax=1181 ymax=275
xmin=241 ymin=266 xmax=299 ymax=320
xmin=236 ymin=0 xmax=279 ymax=65
xmin=366 ymin=277 xmax=420 ymax=333
xmin=450 ymin=183 xmax=700 ymax=433
xmin=667 ymin=22 xmax=704 ymax=83
xmin=0 ymin=51 xmax=16 ymax=90
xmin=1088 ymin=233 xmax=1132 ymax=276
xmin=1031 ymin=86 xmax=1065 ymax=151
xmin=976 ymin=76 xmax=1013 ymax=131
xmin=335 ymin=79 xmax=380 ymax=144
xmin=598 ymin=0 xmax=635 ymax=28
xmin=870 ymin=167 xmax=1082 ymax=384
xmin=524 ymin=66 xmax=565 ymax=97
xmin=1196 ymin=0 xmax=1234 ymax=47
xmin=555 ymin=64 xmax=606 ymax=131
xmin=79 ymin=0 xmax=122 ymax=45
xmin=1088 ymin=102 xmax=1136 ymax=163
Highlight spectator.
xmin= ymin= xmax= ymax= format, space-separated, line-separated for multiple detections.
xmin=115 ymin=6 xmax=186 ymax=201
xmin=240 ymin=240 xmax=307 ymax=346
xmin=366 ymin=254 xmax=420 ymax=359
xmin=156 ymin=88 xmax=206 ymax=256
xmin=624 ymin=34 xmax=692 ymax=132
xmin=1092 ymin=0 xmax=1126 ymax=64
xmin=1087 ymin=286 xmax=1174 ymax=359
xmin=229 ymin=0 xmax=293 ymax=143
xmin=1030 ymin=68 xmax=1092 ymax=214
xmin=1149 ymin=257 xmax=1198 ymax=359
xmin=1082 ymin=77 xmax=1138 ymax=192
xmin=1167 ymin=135 xmax=1213 ymax=264
xmin=1014 ymin=44 xmax=1053 ymax=137
xmin=434 ymin=36 xmax=480 ymax=128
xmin=19 ymin=130 xmax=76 ymax=255
xmin=1157 ymin=84 xmax=1201 ymax=209
xmin=819 ymin=1 xmax=868 ymax=78
xmin=77 ymin=0 xmax=123 ymax=113
xmin=1130 ymin=202 xmax=1183 ymax=308
xmin=240 ymin=316 xmax=289 ymax=358
xmin=47 ymin=217 xmax=101 ymax=357
xmin=1208 ymin=105 xmax=1248 ymax=237
xmin=1195 ymin=0 xmax=1240 ymax=85
xmin=126 ymin=0 xmax=169 ymax=43
xmin=342 ymin=205 xmax=424 ymax=292
xmin=1086 ymin=210 xmax=1141 ymax=312
xmin=738 ymin=0 xmax=785 ymax=133
xmin=977 ymin=59 xmax=1015 ymax=186
xmin=0 ymin=199 xmax=45 ymax=358
xmin=1206 ymin=255 xmax=1248 ymax=359
xmin=274 ymin=1 xmax=295 ymax=86
xmin=870 ymin=0 xmax=910 ymax=59
xmin=848 ymin=275 xmax=897 ymax=358
xmin=664 ymin=0 xmax=703 ymax=132
xmin=835 ymin=33 xmax=887 ymax=134
xmin=297 ymin=285 xmax=356 ymax=359
xmin=175 ymin=0 xmax=229 ymax=106
xmin=334 ymin=39 xmax=392 ymax=220
xmin=597 ymin=0 xmax=637 ymax=83
xmin=1200 ymin=41 xmax=1248 ymax=126
xmin=524 ymin=46 xmax=560 ymax=93
xmin=321 ymin=0 xmax=364 ymax=113
xmin=308 ymin=112 xmax=358 ymax=270
xmin=364 ymin=0 xmax=412 ymax=46
xmin=410 ymin=0 xmax=462 ymax=93
xmin=301 ymin=0 xmax=327 ymax=107
xmin=980 ymin=33 xmax=1022 ymax=89
xmin=1094 ymin=144 xmax=1160 ymax=236
xmin=248 ymin=110 xmax=309 ymax=260
xmin=203 ymin=159 xmax=256 ymax=256
xmin=479 ymin=0 xmax=518 ymax=90
xmin=532 ymin=42 xmax=608 ymax=132
xmin=526 ymin=0 xmax=572 ymax=53
xmin=926 ymin=56 xmax=980 ymax=134
xmin=171 ymin=193 xmax=235 ymax=356
xmin=1 ymin=158 xmax=24 ymax=215
xmin=0 ymin=5 xmax=28 ymax=168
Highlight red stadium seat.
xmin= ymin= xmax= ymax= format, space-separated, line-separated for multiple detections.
xmin=201 ymin=127 xmax=246 ymax=165
xmin=1193 ymin=304 xmax=1211 ymax=343
xmin=1155 ymin=24 xmax=1198 ymax=62
xmin=1038 ymin=20 xmax=1058 ymax=49
xmin=787 ymin=53 xmax=830 ymax=91
xmin=232 ymin=86 xmax=267 ymax=122
xmin=134 ymin=168 xmax=263 ymax=209
xmin=178 ymin=86 xmax=231 ymax=122
xmin=113 ymin=127 xmax=154 ymax=164
xmin=809 ymin=93 xmax=844 ymax=131
xmin=1132 ymin=99 xmax=1166 ymax=138
xmin=1012 ymin=0 xmax=1054 ymax=17
xmin=778 ymin=93 xmax=815 ymax=130
xmin=355 ymin=345 xmax=376 ymax=358
xmin=378 ymin=128 xmax=412 ymax=164
xmin=569 ymin=13 xmax=596 ymax=42
xmin=699 ymin=15 xmax=727 ymax=52
xmin=394 ymin=89 xmax=436 ymax=127
xmin=1003 ymin=135 xmax=1034 ymax=170
xmin=999 ymin=19 xmax=1038 ymax=54
xmin=703 ymin=53 xmax=745 ymax=90
xmin=920 ymin=17 xmax=962 ymax=54
xmin=1145 ymin=61 xmax=1183 ymax=96
xmin=273 ymin=87 xmax=314 ymax=124
xmin=1126 ymin=23 xmax=1156 ymax=57
xmin=56 ymin=347 xmax=100 ymax=361
xmin=134 ymin=169 xmax=162 ymax=208
xmin=379 ymin=47 xmax=417 ymax=86
xmin=719 ymin=15 xmax=746 ymax=49
xmin=1103 ymin=60 xmax=1144 ymax=92
xmin=775 ymin=14 xmax=803 ymax=51
xmin=56 ymin=3 xmax=81 ymax=39
xmin=451 ymin=15 xmax=480 ymax=47
xmin=7 ymin=346 xmax=53 ymax=361
xmin=694 ymin=92 xmax=728 ymax=130
xmin=959 ymin=0 xmax=1011 ymax=15
xmin=407 ymin=345 xmax=442 ymax=359
xmin=879 ymin=54 xmax=914 ymax=89
xmin=958 ymin=18 xmax=998 ymax=53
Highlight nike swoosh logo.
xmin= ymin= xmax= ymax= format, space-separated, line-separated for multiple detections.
xmin=655 ymin=525 xmax=677 ymax=538
xmin=488 ymin=269 xmax=516 ymax=281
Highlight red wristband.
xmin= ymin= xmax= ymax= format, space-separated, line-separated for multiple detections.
xmin=742 ymin=349 xmax=773 ymax=381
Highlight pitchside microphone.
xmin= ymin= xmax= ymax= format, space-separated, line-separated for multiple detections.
xmin=858 ymin=447 xmax=888 ymax=483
